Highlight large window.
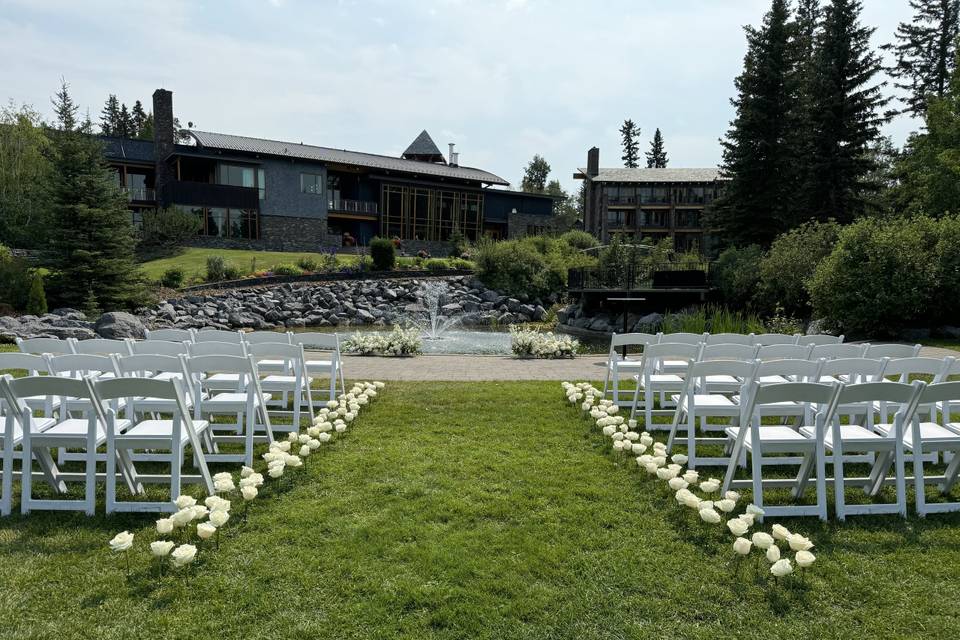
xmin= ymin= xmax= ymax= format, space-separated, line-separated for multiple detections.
xmin=178 ymin=205 xmax=260 ymax=240
xmin=217 ymin=163 xmax=265 ymax=200
xmin=301 ymin=173 xmax=323 ymax=195
xmin=380 ymin=184 xmax=482 ymax=241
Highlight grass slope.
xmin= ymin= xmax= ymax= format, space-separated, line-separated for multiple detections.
xmin=0 ymin=382 xmax=959 ymax=639
xmin=137 ymin=247 xmax=357 ymax=281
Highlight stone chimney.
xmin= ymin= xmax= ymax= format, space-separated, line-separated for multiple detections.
xmin=153 ymin=88 xmax=176 ymax=207
xmin=587 ymin=146 xmax=599 ymax=178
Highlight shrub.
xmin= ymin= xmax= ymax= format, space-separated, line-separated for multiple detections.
xmin=159 ymin=267 xmax=185 ymax=289
xmin=206 ymin=255 xmax=227 ymax=282
xmin=369 ymin=237 xmax=396 ymax=271
xmin=449 ymin=258 xmax=473 ymax=270
xmin=474 ymin=236 xmax=595 ymax=300
xmin=809 ymin=216 xmax=940 ymax=338
xmin=138 ymin=207 xmax=203 ymax=258
xmin=661 ymin=305 xmax=765 ymax=334
xmin=0 ymin=255 xmax=31 ymax=310
xmin=24 ymin=271 xmax=47 ymax=316
xmin=424 ymin=259 xmax=448 ymax=271
xmin=711 ymin=245 xmax=764 ymax=310
xmin=560 ymin=230 xmax=600 ymax=251
xmin=223 ymin=264 xmax=242 ymax=280
xmin=296 ymin=256 xmax=319 ymax=272
xmin=757 ymin=221 xmax=839 ymax=317
xmin=448 ymin=230 xmax=468 ymax=258
xmin=271 ymin=264 xmax=302 ymax=276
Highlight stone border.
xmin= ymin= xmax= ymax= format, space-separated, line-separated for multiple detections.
xmin=181 ymin=269 xmax=474 ymax=292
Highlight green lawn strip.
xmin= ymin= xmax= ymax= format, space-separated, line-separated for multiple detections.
xmin=0 ymin=382 xmax=957 ymax=638
xmin=137 ymin=247 xmax=359 ymax=281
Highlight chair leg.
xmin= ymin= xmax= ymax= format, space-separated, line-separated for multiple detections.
xmin=244 ymin=404 xmax=255 ymax=467
xmin=105 ymin=440 xmax=117 ymax=515
xmin=833 ymin=443 xmax=846 ymax=522
xmin=894 ymin=440 xmax=907 ymax=518
xmin=170 ymin=438 xmax=182 ymax=507
xmin=938 ymin=450 xmax=960 ymax=494
xmin=85 ymin=445 xmax=96 ymax=516
xmin=20 ymin=435 xmax=32 ymax=516
xmin=0 ymin=443 xmax=12 ymax=517
xmin=815 ymin=441 xmax=828 ymax=521
xmin=686 ymin=408 xmax=696 ymax=468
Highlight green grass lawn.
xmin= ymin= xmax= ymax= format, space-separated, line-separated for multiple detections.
xmin=137 ymin=247 xmax=358 ymax=281
xmin=1 ymin=382 xmax=960 ymax=638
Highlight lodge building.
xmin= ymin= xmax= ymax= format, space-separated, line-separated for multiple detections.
xmin=103 ymin=89 xmax=555 ymax=253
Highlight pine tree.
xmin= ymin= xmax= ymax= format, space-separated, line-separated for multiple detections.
xmin=520 ymin=154 xmax=551 ymax=193
xmin=44 ymin=80 xmax=144 ymax=310
xmin=620 ymin=119 xmax=640 ymax=168
xmin=883 ymin=0 xmax=959 ymax=118
xmin=117 ymin=103 xmax=132 ymax=138
xmin=709 ymin=0 xmax=795 ymax=247
xmin=804 ymin=0 xmax=890 ymax=223
xmin=24 ymin=270 xmax=47 ymax=316
xmin=131 ymin=100 xmax=148 ymax=138
xmin=138 ymin=112 xmax=154 ymax=140
xmin=99 ymin=94 xmax=119 ymax=136
xmin=645 ymin=128 xmax=669 ymax=168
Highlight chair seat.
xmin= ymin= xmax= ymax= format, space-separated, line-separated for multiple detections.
xmin=725 ymin=425 xmax=813 ymax=447
xmin=636 ymin=374 xmax=684 ymax=386
xmin=306 ymin=360 xmax=334 ymax=370
xmin=203 ymin=373 xmax=241 ymax=386
xmin=119 ymin=419 xmax=209 ymax=444
xmin=613 ymin=360 xmax=643 ymax=370
xmin=202 ymin=392 xmax=270 ymax=409
xmin=798 ymin=424 xmax=888 ymax=448
xmin=260 ymin=375 xmax=312 ymax=390
xmin=705 ymin=374 xmax=740 ymax=385
xmin=149 ymin=371 xmax=184 ymax=382
xmin=673 ymin=394 xmax=737 ymax=409
xmin=758 ymin=375 xmax=791 ymax=385
xmin=34 ymin=418 xmax=131 ymax=442
xmin=875 ymin=421 xmax=960 ymax=447
xmin=0 ymin=417 xmax=56 ymax=444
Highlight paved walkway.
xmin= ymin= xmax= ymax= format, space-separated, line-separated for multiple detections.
xmin=332 ymin=345 xmax=958 ymax=382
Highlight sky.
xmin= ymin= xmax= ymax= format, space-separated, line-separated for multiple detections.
xmin=0 ymin=0 xmax=918 ymax=192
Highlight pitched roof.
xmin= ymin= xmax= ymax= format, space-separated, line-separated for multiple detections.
xmin=582 ymin=167 xmax=725 ymax=183
xmin=184 ymin=130 xmax=508 ymax=185
xmin=99 ymin=136 xmax=155 ymax=163
xmin=402 ymin=130 xmax=444 ymax=160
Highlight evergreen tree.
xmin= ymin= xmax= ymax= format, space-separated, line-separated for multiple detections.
xmin=619 ymin=119 xmax=640 ymax=168
xmin=117 ymin=103 xmax=132 ymax=138
xmin=804 ymin=0 xmax=890 ymax=223
xmin=24 ymin=271 xmax=47 ymax=316
xmin=883 ymin=0 xmax=959 ymax=118
xmin=520 ymin=154 xmax=551 ymax=193
xmin=645 ymin=128 xmax=669 ymax=168
xmin=131 ymin=100 xmax=148 ymax=138
xmin=99 ymin=94 xmax=119 ymax=136
xmin=709 ymin=0 xmax=795 ymax=247
xmin=545 ymin=179 xmax=578 ymax=231
xmin=139 ymin=112 xmax=154 ymax=140
xmin=44 ymin=80 xmax=144 ymax=310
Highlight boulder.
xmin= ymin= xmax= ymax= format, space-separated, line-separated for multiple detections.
xmin=636 ymin=312 xmax=664 ymax=329
xmin=95 ymin=312 xmax=146 ymax=339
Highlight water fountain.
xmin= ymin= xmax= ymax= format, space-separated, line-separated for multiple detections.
xmin=397 ymin=280 xmax=511 ymax=354
xmin=414 ymin=280 xmax=462 ymax=340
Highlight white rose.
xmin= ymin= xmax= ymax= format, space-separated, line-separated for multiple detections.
xmin=795 ymin=550 xmax=816 ymax=568
xmin=174 ymin=495 xmax=196 ymax=509
xmin=787 ymin=533 xmax=814 ymax=552
xmin=109 ymin=531 xmax=134 ymax=552
xmin=727 ymin=517 xmax=749 ymax=537
xmin=751 ymin=532 xmax=774 ymax=550
xmin=699 ymin=508 xmax=721 ymax=524
xmin=171 ymin=509 xmax=194 ymax=527
xmin=733 ymin=537 xmax=752 ymax=556
xmin=240 ymin=466 xmax=255 ymax=478
xmin=766 ymin=545 xmax=781 ymax=563
xmin=241 ymin=485 xmax=258 ymax=501
xmin=772 ymin=524 xmax=790 ymax=541
xmin=716 ymin=499 xmax=737 ymax=513
xmin=196 ymin=522 xmax=216 ymax=540
xmin=150 ymin=540 xmax=175 ymax=557
xmin=170 ymin=544 xmax=197 ymax=567
xmin=156 ymin=518 xmax=174 ymax=535
xmin=770 ymin=559 xmax=793 ymax=577
xmin=209 ymin=509 xmax=230 ymax=527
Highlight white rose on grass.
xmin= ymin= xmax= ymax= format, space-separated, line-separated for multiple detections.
xmin=317 ymin=422 xmax=332 ymax=433
xmin=196 ymin=522 xmax=216 ymax=540
xmin=308 ymin=439 xmax=320 ymax=450
xmin=241 ymin=485 xmax=258 ymax=501
xmin=307 ymin=427 xmax=320 ymax=438
xmin=150 ymin=540 xmax=175 ymax=557
xmin=326 ymin=400 xmax=338 ymax=410
xmin=174 ymin=495 xmax=197 ymax=509
xmin=668 ymin=477 xmax=689 ymax=491
xmin=612 ymin=440 xmax=625 ymax=451
xmin=699 ymin=479 xmax=720 ymax=494
xmin=727 ymin=518 xmax=750 ymax=537
xmin=683 ymin=494 xmax=702 ymax=510
xmin=275 ymin=441 xmax=291 ymax=453
xmin=318 ymin=432 xmax=332 ymax=443
xmin=205 ymin=496 xmax=231 ymax=511
xmin=170 ymin=544 xmax=197 ymax=568
xmin=733 ymin=537 xmax=753 ymax=556
xmin=766 ymin=545 xmax=781 ymax=563
xmin=373 ymin=381 xmax=385 ymax=389
xmin=700 ymin=500 xmax=714 ymax=511
xmin=745 ymin=504 xmax=765 ymax=517
xmin=671 ymin=454 xmax=689 ymax=465
xmin=335 ymin=424 xmax=347 ymax=433
xmin=299 ymin=444 xmax=311 ymax=457
xmin=770 ymin=559 xmax=793 ymax=578
xmin=268 ymin=465 xmax=284 ymax=478
xmin=209 ymin=509 xmax=230 ymax=527
xmin=213 ymin=471 xmax=232 ymax=482
xmin=628 ymin=419 xmax=637 ymax=429
xmin=652 ymin=456 xmax=666 ymax=467
xmin=109 ymin=531 xmax=134 ymax=552
xmin=171 ymin=509 xmax=194 ymax=528
xmin=656 ymin=468 xmax=671 ymax=480
xmin=633 ymin=444 xmax=647 ymax=455
xmin=156 ymin=518 xmax=174 ymax=535
xmin=214 ymin=478 xmax=236 ymax=494
xmin=345 ymin=413 xmax=355 ymax=422
xmin=787 ymin=533 xmax=814 ymax=552
xmin=240 ymin=466 xmax=255 ymax=479
xmin=644 ymin=462 xmax=659 ymax=475
xmin=738 ymin=513 xmax=756 ymax=527
xmin=625 ymin=432 xmax=639 ymax=442
xmin=699 ymin=507 xmax=721 ymax=524
xmin=191 ymin=505 xmax=209 ymax=521
xmin=612 ymin=432 xmax=624 ymax=442
xmin=724 ymin=491 xmax=741 ymax=503
xmin=751 ymin=532 xmax=774 ymax=550
xmin=682 ymin=470 xmax=699 ymax=485
xmin=640 ymin=435 xmax=654 ymax=447
xmin=716 ymin=499 xmax=737 ymax=513
xmin=298 ymin=434 xmax=310 ymax=444
xmin=772 ymin=524 xmax=791 ymax=541
xmin=795 ymin=550 xmax=816 ymax=568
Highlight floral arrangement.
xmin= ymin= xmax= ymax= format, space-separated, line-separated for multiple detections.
xmin=510 ymin=326 xmax=579 ymax=359
xmin=560 ymin=381 xmax=817 ymax=585
xmin=107 ymin=381 xmax=386 ymax=581
xmin=343 ymin=326 xmax=422 ymax=356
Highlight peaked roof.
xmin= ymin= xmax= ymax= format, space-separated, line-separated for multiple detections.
xmin=580 ymin=167 xmax=725 ymax=183
xmin=402 ymin=130 xmax=445 ymax=162
xmin=183 ymin=130 xmax=508 ymax=185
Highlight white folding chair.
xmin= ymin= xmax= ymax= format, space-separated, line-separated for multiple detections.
xmin=864 ymin=343 xmax=922 ymax=360
xmin=698 ymin=344 xmax=759 ymax=394
xmin=187 ymin=341 xmax=248 ymax=392
xmin=194 ymin=329 xmax=244 ymax=343
xmin=145 ymin=328 xmax=195 ymax=342
xmin=757 ymin=344 xmax=813 ymax=361
xmin=754 ymin=333 xmax=801 ymax=346
xmin=722 ymin=381 xmax=842 ymax=521
xmin=603 ymin=332 xmax=661 ymax=405
xmin=799 ymin=381 xmax=924 ymax=520
xmin=70 ymin=338 xmax=132 ymax=356
xmin=93 ymin=376 xmax=214 ymax=513
xmin=15 ymin=337 xmax=75 ymax=356
xmin=804 ymin=334 xmax=845 ymax=346
xmin=902 ymin=381 xmax=960 ymax=515
xmin=667 ymin=359 xmax=757 ymax=468
xmin=130 ymin=340 xmax=190 ymax=357
xmin=292 ymin=333 xmax=346 ymax=402
xmin=659 ymin=332 xmax=708 ymax=345
xmin=0 ymin=353 xmax=60 ymax=416
xmin=243 ymin=330 xmax=293 ymax=345
xmin=811 ymin=343 xmax=867 ymax=360
xmin=629 ymin=342 xmax=702 ymax=429
xmin=877 ymin=356 xmax=953 ymax=423
xmin=185 ymin=354 xmax=274 ymax=466
xmin=0 ymin=375 xmax=58 ymax=516
xmin=705 ymin=333 xmax=755 ymax=345
xmin=247 ymin=342 xmax=314 ymax=433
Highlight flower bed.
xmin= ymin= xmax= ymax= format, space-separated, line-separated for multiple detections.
xmin=510 ymin=326 xmax=579 ymax=359
xmin=342 ymin=326 xmax=423 ymax=356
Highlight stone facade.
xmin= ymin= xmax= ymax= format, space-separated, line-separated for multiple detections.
xmin=187 ymin=215 xmax=333 ymax=252
xmin=508 ymin=210 xmax=555 ymax=238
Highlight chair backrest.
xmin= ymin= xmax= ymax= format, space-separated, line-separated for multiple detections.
xmin=757 ymin=344 xmax=813 ymax=361
xmin=130 ymin=340 xmax=190 ymax=357
xmin=15 ymin=336 xmax=75 ymax=355
xmin=194 ymin=329 xmax=244 ymax=344
xmin=609 ymin=332 xmax=661 ymax=349
xmin=116 ymin=353 xmax=188 ymax=378
xmin=883 ymin=356 xmax=954 ymax=383
xmin=837 ymin=381 xmax=924 ymax=423
xmin=743 ymin=380 xmax=842 ymax=418
xmin=641 ymin=342 xmax=702 ymax=375
xmin=71 ymin=338 xmax=132 ymax=356
xmin=93 ymin=376 xmax=192 ymax=421
xmin=246 ymin=342 xmax=306 ymax=365
xmin=755 ymin=358 xmax=823 ymax=382
xmin=0 ymin=352 xmax=51 ymax=375
xmin=700 ymin=343 xmax=759 ymax=361
xmin=705 ymin=333 xmax=755 ymax=345
xmin=291 ymin=332 xmax=340 ymax=351
xmin=187 ymin=341 xmax=247 ymax=357
xmin=146 ymin=328 xmax=195 ymax=342
xmin=820 ymin=357 xmax=887 ymax=382
xmin=754 ymin=333 xmax=801 ymax=346
xmin=243 ymin=330 xmax=292 ymax=345
xmin=863 ymin=343 xmax=922 ymax=360
xmin=803 ymin=334 xmax=845 ymax=346
xmin=183 ymin=354 xmax=257 ymax=376
xmin=684 ymin=359 xmax=757 ymax=393
xmin=660 ymin=332 xmax=707 ymax=345
xmin=0 ymin=374 xmax=97 ymax=427
xmin=918 ymin=380 xmax=960 ymax=407
xmin=810 ymin=343 xmax=866 ymax=360
xmin=46 ymin=353 xmax=119 ymax=378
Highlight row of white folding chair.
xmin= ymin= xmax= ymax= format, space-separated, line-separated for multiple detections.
xmin=16 ymin=336 xmax=133 ymax=357
xmin=0 ymin=373 xmax=212 ymax=515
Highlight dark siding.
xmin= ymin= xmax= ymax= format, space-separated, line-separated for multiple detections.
xmin=484 ymin=191 xmax=553 ymax=222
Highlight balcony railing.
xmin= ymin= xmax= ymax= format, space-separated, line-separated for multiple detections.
xmin=328 ymin=198 xmax=378 ymax=215
xmin=569 ymin=261 xmax=712 ymax=291
xmin=162 ymin=181 xmax=260 ymax=210
xmin=122 ymin=186 xmax=156 ymax=202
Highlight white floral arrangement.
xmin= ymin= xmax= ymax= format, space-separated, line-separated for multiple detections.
xmin=510 ymin=326 xmax=579 ymax=359
xmin=560 ymin=380 xmax=817 ymax=586
xmin=343 ymin=326 xmax=422 ymax=356
xmin=107 ymin=381 xmax=386 ymax=582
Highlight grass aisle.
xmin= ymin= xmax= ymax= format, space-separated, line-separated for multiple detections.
xmin=0 ymin=382 xmax=959 ymax=638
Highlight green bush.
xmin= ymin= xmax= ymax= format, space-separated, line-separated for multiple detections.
xmin=271 ymin=264 xmax=302 ymax=277
xmin=475 ymin=236 xmax=596 ymax=300
xmin=223 ymin=264 xmax=242 ymax=280
xmin=138 ymin=207 xmax=203 ymax=258
xmin=160 ymin=267 xmax=185 ymax=289
xmin=757 ymin=221 xmax=838 ymax=317
xmin=809 ymin=215 xmax=941 ymax=338
xmin=711 ymin=245 xmax=764 ymax=310
xmin=449 ymin=258 xmax=473 ymax=270
xmin=296 ymin=256 xmax=319 ymax=272
xmin=0 ymin=255 xmax=32 ymax=311
xmin=206 ymin=255 xmax=227 ymax=282
xmin=369 ymin=237 xmax=396 ymax=271
xmin=661 ymin=305 xmax=765 ymax=334
xmin=24 ymin=271 xmax=47 ymax=316
xmin=560 ymin=230 xmax=599 ymax=251
xmin=448 ymin=230 xmax=468 ymax=258
xmin=424 ymin=259 xmax=448 ymax=271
